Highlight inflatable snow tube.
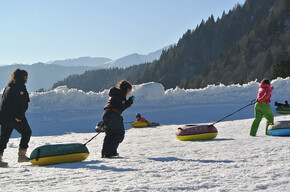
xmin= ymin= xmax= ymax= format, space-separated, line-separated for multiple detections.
xmin=276 ymin=106 xmax=290 ymax=114
xmin=131 ymin=122 xmax=160 ymax=128
xmin=268 ymin=121 xmax=290 ymax=136
xmin=131 ymin=121 xmax=147 ymax=128
xmin=30 ymin=143 xmax=89 ymax=166
xmin=176 ymin=124 xmax=218 ymax=141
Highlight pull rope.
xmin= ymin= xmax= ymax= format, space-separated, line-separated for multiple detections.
xmin=210 ymin=99 xmax=256 ymax=126
xmin=83 ymin=113 xmax=120 ymax=146
xmin=83 ymin=132 xmax=101 ymax=146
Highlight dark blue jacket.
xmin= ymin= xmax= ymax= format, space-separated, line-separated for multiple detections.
xmin=104 ymin=87 xmax=132 ymax=114
xmin=0 ymin=83 xmax=30 ymax=124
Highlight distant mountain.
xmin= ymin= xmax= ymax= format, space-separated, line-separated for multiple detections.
xmin=52 ymin=63 xmax=149 ymax=92
xmin=48 ymin=57 xmax=111 ymax=67
xmin=47 ymin=45 xmax=170 ymax=68
xmin=0 ymin=63 xmax=94 ymax=92
xmin=0 ymin=45 xmax=170 ymax=92
xmin=101 ymin=45 xmax=171 ymax=69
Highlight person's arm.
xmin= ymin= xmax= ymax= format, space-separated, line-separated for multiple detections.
xmin=145 ymin=119 xmax=150 ymax=124
xmin=141 ymin=117 xmax=150 ymax=124
xmin=124 ymin=96 xmax=134 ymax=109
xmin=14 ymin=89 xmax=26 ymax=120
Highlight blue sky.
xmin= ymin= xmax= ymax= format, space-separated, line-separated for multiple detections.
xmin=0 ymin=0 xmax=245 ymax=65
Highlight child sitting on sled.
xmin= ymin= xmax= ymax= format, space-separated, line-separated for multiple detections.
xmin=275 ymin=100 xmax=289 ymax=107
xmin=136 ymin=113 xmax=159 ymax=126
xmin=136 ymin=113 xmax=150 ymax=124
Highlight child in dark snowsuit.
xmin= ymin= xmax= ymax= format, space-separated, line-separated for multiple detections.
xmin=101 ymin=80 xmax=134 ymax=158
xmin=250 ymin=79 xmax=274 ymax=136
xmin=0 ymin=69 xmax=32 ymax=166
xmin=275 ymin=100 xmax=289 ymax=107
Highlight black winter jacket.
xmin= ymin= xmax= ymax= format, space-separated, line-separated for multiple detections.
xmin=104 ymin=87 xmax=132 ymax=114
xmin=0 ymin=83 xmax=30 ymax=123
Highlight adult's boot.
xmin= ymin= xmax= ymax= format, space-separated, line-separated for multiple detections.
xmin=18 ymin=148 xmax=30 ymax=162
xmin=0 ymin=153 xmax=8 ymax=166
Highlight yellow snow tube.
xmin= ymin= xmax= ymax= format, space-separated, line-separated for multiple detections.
xmin=276 ymin=106 xmax=290 ymax=114
xmin=176 ymin=132 xmax=218 ymax=141
xmin=30 ymin=143 xmax=89 ymax=166
xmin=131 ymin=121 xmax=148 ymax=128
xmin=30 ymin=153 xmax=89 ymax=166
xmin=131 ymin=122 xmax=160 ymax=128
xmin=176 ymin=124 xmax=218 ymax=141
xmin=276 ymin=110 xmax=290 ymax=114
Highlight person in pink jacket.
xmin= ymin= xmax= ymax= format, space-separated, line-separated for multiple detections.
xmin=250 ymin=79 xmax=274 ymax=136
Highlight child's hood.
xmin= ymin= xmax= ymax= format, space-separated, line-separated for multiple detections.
xmin=259 ymin=84 xmax=271 ymax=89
xmin=109 ymin=87 xmax=125 ymax=98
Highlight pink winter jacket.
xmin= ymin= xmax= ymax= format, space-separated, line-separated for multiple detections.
xmin=257 ymin=84 xmax=272 ymax=104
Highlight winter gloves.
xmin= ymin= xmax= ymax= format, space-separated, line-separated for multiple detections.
xmin=128 ymin=96 xmax=135 ymax=105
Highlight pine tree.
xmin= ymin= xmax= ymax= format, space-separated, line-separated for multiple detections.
xmin=263 ymin=50 xmax=273 ymax=77
xmin=272 ymin=57 xmax=290 ymax=79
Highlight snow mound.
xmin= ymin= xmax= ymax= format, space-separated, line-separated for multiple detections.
xmin=1 ymin=77 xmax=289 ymax=136
xmin=12 ymin=77 xmax=290 ymax=113
xmin=132 ymin=82 xmax=165 ymax=102
xmin=29 ymin=86 xmax=108 ymax=112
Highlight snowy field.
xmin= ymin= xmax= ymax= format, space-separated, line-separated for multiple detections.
xmin=0 ymin=78 xmax=289 ymax=191
xmin=0 ymin=116 xmax=289 ymax=192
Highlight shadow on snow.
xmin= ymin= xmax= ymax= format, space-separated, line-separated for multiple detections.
xmin=39 ymin=160 xmax=139 ymax=172
xmin=148 ymin=157 xmax=234 ymax=164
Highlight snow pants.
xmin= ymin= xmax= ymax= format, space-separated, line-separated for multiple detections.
xmin=0 ymin=118 xmax=32 ymax=153
xmin=101 ymin=110 xmax=125 ymax=157
xmin=250 ymin=102 xmax=274 ymax=136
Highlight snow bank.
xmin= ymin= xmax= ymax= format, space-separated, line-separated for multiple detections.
xmin=26 ymin=77 xmax=290 ymax=113
xmin=29 ymin=86 xmax=109 ymax=112
xmin=1 ymin=78 xmax=289 ymax=136
xmin=163 ymin=77 xmax=289 ymax=105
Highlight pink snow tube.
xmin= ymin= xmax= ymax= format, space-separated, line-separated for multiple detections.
xmin=176 ymin=124 xmax=218 ymax=141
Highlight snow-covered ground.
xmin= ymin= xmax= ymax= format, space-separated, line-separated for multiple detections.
xmin=0 ymin=78 xmax=289 ymax=191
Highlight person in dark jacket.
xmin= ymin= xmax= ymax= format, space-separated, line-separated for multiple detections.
xmin=0 ymin=69 xmax=32 ymax=166
xmin=101 ymin=80 xmax=134 ymax=158
xmin=274 ymin=100 xmax=289 ymax=107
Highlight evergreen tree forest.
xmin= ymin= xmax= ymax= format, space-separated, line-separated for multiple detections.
xmin=272 ymin=56 xmax=290 ymax=79
xmin=53 ymin=0 xmax=290 ymax=92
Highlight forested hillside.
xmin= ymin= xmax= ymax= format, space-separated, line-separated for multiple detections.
xmin=53 ymin=0 xmax=289 ymax=92
xmin=194 ymin=0 xmax=290 ymax=87
xmin=52 ymin=63 xmax=149 ymax=92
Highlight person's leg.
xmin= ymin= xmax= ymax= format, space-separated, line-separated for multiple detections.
xmin=14 ymin=118 xmax=32 ymax=150
xmin=101 ymin=130 xmax=114 ymax=157
xmin=0 ymin=124 xmax=14 ymax=153
xmin=101 ymin=111 xmax=117 ymax=157
xmin=250 ymin=103 xmax=263 ymax=136
xmin=111 ymin=115 xmax=125 ymax=156
xmin=14 ymin=118 xmax=31 ymax=162
xmin=111 ymin=134 xmax=124 ymax=156
xmin=0 ymin=123 xmax=14 ymax=166
xmin=263 ymin=103 xmax=274 ymax=135
xmin=275 ymin=102 xmax=283 ymax=107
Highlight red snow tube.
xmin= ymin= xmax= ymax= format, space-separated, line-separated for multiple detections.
xmin=176 ymin=124 xmax=218 ymax=141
